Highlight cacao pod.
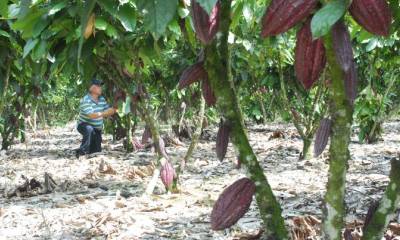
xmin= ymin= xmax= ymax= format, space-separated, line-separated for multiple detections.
xmin=84 ymin=13 xmax=95 ymax=39
xmin=349 ymin=0 xmax=392 ymax=36
xmin=345 ymin=62 xmax=358 ymax=106
xmin=295 ymin=20 xmax=326 ymax=90
xmin=211 ymin=178 xmax=256 ymax=230
xmin=202 ymin=78 xmax=216 ymax=107
xmin=332 ymin=21 xmax=354 ymax=73
xmin=179 ymin=62 xmax=208 ymax=90
xmin=141 ymin=125 xmax=152 ymax=144
xmin=261 ymin=0 xmax=318 ymax=37
xmin=314 ymin=118 xmax=332 ymax=157
xmin=191 ymin=0 xmax=220 ymax=45
xmin=216 ymin=119 xmax=230 ymax=161
xmin=160 ymin=160 xmax=175 ymax=190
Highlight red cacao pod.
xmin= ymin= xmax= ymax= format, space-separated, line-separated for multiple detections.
xmin=314 ymin=118 xmax=332 ymax=157
xmin=211 ymin=178 xmax=256 ymax=230
xmin=179 ymin=62 xmax=208 ymax=90
xmin=332 ymin=21 xmax=354 ymax=73
xmin=202 ymin=78 xmax=216 ymax=107
xmin=216 ymin=120 xmax=230 ymax=161
xmin=191 ymin=0 xmax=220 ymax=44
xmin=349 ymin=0 xmax=392 ymax=36
xmin=295 ymin=20 xmax=326 ymax=90
xmin=345 ymin=62 xmax=358 ymax=106
xmin=141 ymin=125 xmax=152 ymax=144
xmin=261 ymin=0 xmax=318 ymax=37
xmin=160 ymin=160 xmax=175 ymax=190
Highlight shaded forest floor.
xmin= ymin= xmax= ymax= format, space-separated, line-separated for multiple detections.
xmin=1 ymin=121 xmax=400 ymax=240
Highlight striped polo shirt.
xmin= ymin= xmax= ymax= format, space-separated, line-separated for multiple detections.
xmin=78 ymin=94 xmax=110 ymax=129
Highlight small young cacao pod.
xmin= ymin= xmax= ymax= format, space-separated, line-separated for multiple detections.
xmin=216 ymin=119 xmax=230 ymax=161
xmin=261 ymin=0 xmax=318 ymax=37
xmin=349 ymin=0 xmax=392 ymax=36
xmin=332 ymin=21 xmax=354 ymax=73
xmin=314 ymin=118 xmax=332 ymax=157
xmin=84 ymin=13 xmax=95 ymax=39
xmin=160 ymin=160 xmax=175 ymax=191
xmin=295 ymin=19 xmax=326 ymax=90
xmin=179 ymin=62 xmax=207 ymax=90
xmin=211 ymin=178 xmax=256 ymax=230
xmin=191 ymin=0 xmax=220 ymax=44
xmin=202 ymin=78 xmax=216 ymax=107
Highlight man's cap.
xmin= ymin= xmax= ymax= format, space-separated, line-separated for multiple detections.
xmin=91 ymin=79 xmax=104 ymax=86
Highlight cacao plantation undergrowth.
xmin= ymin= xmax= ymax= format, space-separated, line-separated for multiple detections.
xmin=1 ymin=121 xmax=400 ymax=239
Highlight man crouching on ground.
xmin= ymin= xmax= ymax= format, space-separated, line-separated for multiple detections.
xmin=75 ymin=79 xmax=117 ymax=158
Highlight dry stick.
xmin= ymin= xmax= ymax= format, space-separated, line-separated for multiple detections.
xmin=362 ymin=159 xmax=400 ymax=239
xmin=321 ymin=26 xmax=354 ymax=240
xmin=204 ymin=0 xmax=288 ymax=238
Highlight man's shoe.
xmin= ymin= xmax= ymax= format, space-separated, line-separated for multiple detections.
xmin=75 ymin=149 xmax=82 ymax=159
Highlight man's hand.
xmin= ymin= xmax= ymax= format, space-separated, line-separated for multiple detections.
xmin=101 ymin=107 xmax=117 ymax=118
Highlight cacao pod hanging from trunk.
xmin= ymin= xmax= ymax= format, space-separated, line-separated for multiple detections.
xmin=179 ymin=62 xmax=208 ymax=90
xmin=295 ymin=20 xmax=326 ymax=90
xmin=332 ymin=21 xmax=354 ymax=73
xmin=160 ymin=160 xmax=175 ymax=191
xmin=191 ymin=0 xmax=220 ymax=44
xmin=261 ymin=0 xmax=318 ymax=37
xmin=216 ymin=119 xmax=230 ymax=161
xmin=349 ymin=0 xmax=392 ymax=36
xmin=141 ymin=125 xmax=152 ymax=144
xmin=202 ymin=78 xmax=216 ymax=107
xmin=211 ymin=178 xmax=256 ymax=230
xmin=314 ymin=118 xmax=332 ymax=157
xmin=344 ymin=62 xmax=358 ymax=106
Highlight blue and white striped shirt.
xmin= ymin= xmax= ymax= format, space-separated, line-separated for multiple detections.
xmin=78 ymin=94 xmax=110 ymax=129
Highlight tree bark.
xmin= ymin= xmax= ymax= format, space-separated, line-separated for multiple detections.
xmin=362 ymin=159 xmax=400 ymax=240
xmin=321 ymin=26 xmax=354 ymax=240
xmin=204 ymin=1 xmax=288 ymax=238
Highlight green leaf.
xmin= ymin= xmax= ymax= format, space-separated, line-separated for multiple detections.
xmin=137 ymin=0 xmax=178 ymax=39
xmin=195 ymin=0 xmax=218 ymax=15
xmin=0 ymin=30 xmax=10 ymax=38
xmin=95 ymin=17 xmax=108 ymax=30
xmin=32 ymin=16 xmax=49 ymax=38
xmin=117 ymin=4 xmax=136 ymax=32
xmin=23 ymin=38 xmax=39 ymax=58
xmin=0 ymin=0 xmax=8 ymax=18
xmin=78 ymin=0 xmax=96 ymax=73
xmin=311 ymin=0 xmax=347 ymax=39
xmin=48 ymin=0 xmax=67 ymax=15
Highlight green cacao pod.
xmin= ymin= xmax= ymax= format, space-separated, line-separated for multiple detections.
xmin=295 ymin=20 xmax=326 ymax=90
xmin=216 ymin=119 xmax=230 ymax=161
xmin=160 ymin=160 xmax=175 ymax=190
xmin=314 ymin=118 xmax=331 ymax=157
xmin=211 ymin=178 xmax=256 ymax=230
xmin=261 ymin=0 xmax=318 ymax=37
xmin=191 ymin=0 xmax=220 ymax=44
xmin=179 ymin=62 xmax=207 ymax=90
xmin=349 ymin=0 xmax=392 ymax=36
xmin=202 ymin=78 xmax=216 ymax=107
xmin=332 ymin=21 xmax=354 ymax=73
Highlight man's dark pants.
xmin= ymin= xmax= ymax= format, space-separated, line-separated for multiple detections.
xmin=77 ymin=122 xmax=102 ymax=155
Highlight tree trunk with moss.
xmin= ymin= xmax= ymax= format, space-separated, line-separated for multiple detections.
xmin=321 ymin=27 xmax=354 ymax=240
xmin=204 ymin=0 xmax=288 ymax=238
xmin=362 ymin=159 xmax=400 ymax=239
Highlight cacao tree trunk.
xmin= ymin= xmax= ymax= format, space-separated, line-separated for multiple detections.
xmin=301 ymin=137 xmax=312 ymax=160
xmin=0 ymin=58 xmax=11 ymax=115
xmin=204 ymin=1 xmax=288 ymax=238
xmin=321 ymin=25 xmax=354 ymax=240
xmin=362 ymin=159 xmax=400 ymax=239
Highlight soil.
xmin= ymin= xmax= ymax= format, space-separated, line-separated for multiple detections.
xmin=0 ymin=121 xmax=399 ymax=240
